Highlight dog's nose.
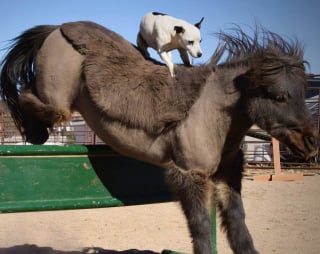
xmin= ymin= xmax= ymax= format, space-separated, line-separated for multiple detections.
xmin=197 ymin=52 xmax=202 ymax=57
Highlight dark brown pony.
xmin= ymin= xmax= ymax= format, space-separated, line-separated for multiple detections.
xmin=0 ymin=21 xmax=318 ymax=254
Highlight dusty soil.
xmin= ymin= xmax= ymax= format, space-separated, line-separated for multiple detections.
xmin=0 ymin=174 xmax=319 ymax=254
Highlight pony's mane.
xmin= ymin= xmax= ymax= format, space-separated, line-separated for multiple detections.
xmin=210 ymin=26 xmax=305 ymax=71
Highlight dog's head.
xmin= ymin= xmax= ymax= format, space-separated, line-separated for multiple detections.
xmin=174 ymin=17 xmax=204 ymax=58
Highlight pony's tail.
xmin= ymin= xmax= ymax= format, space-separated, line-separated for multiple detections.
xmin=0 ymin=25 xmax=58 ymax=143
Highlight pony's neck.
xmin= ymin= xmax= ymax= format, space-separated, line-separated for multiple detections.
xmin=173 ymin=65 xmax=212 ymax=114
xmin=211 ymin=67 xmax=253 ymax=154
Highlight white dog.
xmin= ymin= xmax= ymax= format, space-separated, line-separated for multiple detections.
xmin=137 ymin=12 xmax=204 ymax=77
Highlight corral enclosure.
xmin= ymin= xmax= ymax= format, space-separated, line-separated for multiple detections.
xmin=1 ymin=75 xmax=320 ymax=170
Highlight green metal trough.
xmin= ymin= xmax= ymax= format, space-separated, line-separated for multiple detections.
xmin=0 ymin=144 xmax=217 ymax=253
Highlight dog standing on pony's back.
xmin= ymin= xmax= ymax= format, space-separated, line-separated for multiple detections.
xmin=137 ymin=12 xmax=204 ymax=77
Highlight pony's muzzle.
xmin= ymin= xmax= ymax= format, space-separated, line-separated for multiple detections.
xmin=304 ymin=135 xmax=319 ymax=158
xmin=288 ymin=130 xmax=319 ymax=159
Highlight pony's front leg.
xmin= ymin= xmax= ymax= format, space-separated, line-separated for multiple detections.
xmin=214 ymin=150 xmax=258 ymax=254
xmin=166 ymin=163 xmax=213 ymax=254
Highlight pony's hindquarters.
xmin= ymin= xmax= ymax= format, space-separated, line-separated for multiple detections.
xmin=0 ymin=26 xmax=84 ymax=144
xmin=0 ymin=25 xmax=57 ymax=143
xmin=35 ymin=29 xmax=85 ymax=111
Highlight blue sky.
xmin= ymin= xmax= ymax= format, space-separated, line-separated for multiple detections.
xmin=1 ymin=0 xmax=319 ymax=74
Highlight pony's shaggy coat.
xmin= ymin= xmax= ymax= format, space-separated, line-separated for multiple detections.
xmin=61 ymin=22 xmax=209 ymax=134
xmin=0 ymin=21 xmax=318 ymax=254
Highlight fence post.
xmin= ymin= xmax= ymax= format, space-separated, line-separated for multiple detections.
xmin=253 ymin=138 xmax=304 ymax=181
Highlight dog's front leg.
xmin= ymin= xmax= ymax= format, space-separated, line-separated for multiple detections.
xmin=159 ymin=51 xmax=175 ymax=77
xmin=178 ymin=49 xmax=191 ymax=66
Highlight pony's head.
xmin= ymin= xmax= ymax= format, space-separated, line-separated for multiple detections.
xmin=243 ymin=64 xmax=317 ymax=159
xmin=213 ymin=27 xmax=318 ymax=159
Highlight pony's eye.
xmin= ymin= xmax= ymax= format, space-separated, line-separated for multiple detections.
xmin=188 ymin=41 xmax=194 ymax=45
xmin=275 ymin=93 xmax=288 ymax=103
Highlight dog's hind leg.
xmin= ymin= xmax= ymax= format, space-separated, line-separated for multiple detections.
xmin=136 ymin=32 xmax=150 ymax=58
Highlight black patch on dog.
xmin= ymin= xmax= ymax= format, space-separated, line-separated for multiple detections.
xmin=174 ymin=26 xmax=185 ymax=34
xmin=152 ymin=12 xmax=167 ymax=16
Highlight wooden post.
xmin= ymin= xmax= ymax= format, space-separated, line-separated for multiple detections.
xmin=253 ymin=138 xmax=304 ymax=181
xmin=272 ymin=138 xmax=281 ymax=175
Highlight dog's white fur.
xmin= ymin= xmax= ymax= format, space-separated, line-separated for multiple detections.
xmin=137 ymin=12 xmax=204 ymax=77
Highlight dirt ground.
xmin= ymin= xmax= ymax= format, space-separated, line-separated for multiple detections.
xmin=0 ymin=174 xmax=319 ymax=254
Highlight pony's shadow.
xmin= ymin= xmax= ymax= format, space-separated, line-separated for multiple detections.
xmin=0 ymin=245 xmax=160 ymax=254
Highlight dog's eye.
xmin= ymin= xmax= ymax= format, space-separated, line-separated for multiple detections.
xmin=188 ymin=41 xmax=194 ymax=45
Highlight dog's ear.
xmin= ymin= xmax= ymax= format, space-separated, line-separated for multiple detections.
xmin=195 ymin=17 xmax=204 ymax=29
xmin=174 ymin=26 xmax=185 ymax=34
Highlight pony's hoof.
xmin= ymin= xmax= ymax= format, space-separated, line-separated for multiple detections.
xmin=25 ymin=127 xmax=49 ymax=144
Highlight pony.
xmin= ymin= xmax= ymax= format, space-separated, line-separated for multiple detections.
xmin=0 ymin=21 xmax=318 ymax=254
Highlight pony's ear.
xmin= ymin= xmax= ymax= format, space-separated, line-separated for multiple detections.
xmin=195 ymin=17 xmax=204 ymax=29
xmin=174 ymin=26 xmax=185 ymax=34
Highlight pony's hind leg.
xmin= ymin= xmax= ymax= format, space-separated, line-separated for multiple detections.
xmin=20 ymin=28 xmax=81 ymax=144
xmin=35 ymin=28 xmax=83 ymax=119
xmin=166 ymin=163 xmax=213 ymax=254
xmin=18 ymin=90 xmax=71 ymax=144
xmin=213 ymin=150 xmax=258 ymax=254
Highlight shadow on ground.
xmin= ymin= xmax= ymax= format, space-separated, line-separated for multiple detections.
xmin=0 ymin=245 xmax=162 ymax=254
